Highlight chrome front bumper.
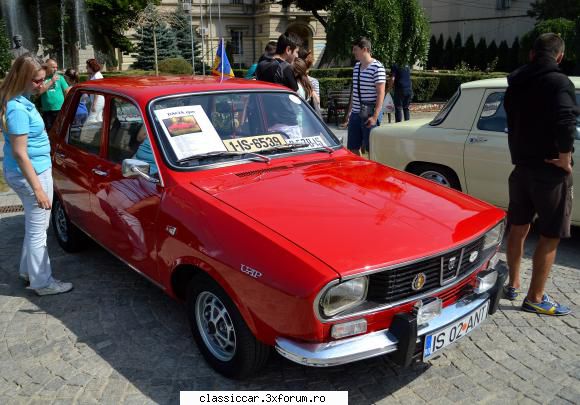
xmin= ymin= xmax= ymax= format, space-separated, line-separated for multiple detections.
xmin=275 ymin=261 xmax=507 ymax=367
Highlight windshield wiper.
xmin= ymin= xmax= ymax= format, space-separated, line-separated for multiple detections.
xmin=177 ymin=151 xmax=270 ymax=164
xmin=260 ymin=142 xmax=334 ymax=155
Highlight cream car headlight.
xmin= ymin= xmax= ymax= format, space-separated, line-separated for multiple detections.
xmin=320 ymin=277 xmax=368 ymax=317
xmin=483 ymin=221 xmax=505 ymax=251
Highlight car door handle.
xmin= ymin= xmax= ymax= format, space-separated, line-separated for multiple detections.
xmin=469 ymin=136 xmax=488 ymax=143
xmin=92 ymin=168 xmax=108 ymax=177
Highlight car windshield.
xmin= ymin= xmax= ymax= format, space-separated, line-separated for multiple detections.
xmin=149 ymin=91 xmax=340 ymax=167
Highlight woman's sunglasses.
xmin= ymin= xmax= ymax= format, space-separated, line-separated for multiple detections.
xmin=31 ymin=78 xmax=45 ymax=85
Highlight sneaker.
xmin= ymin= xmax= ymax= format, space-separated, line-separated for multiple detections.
xmin=522 ymin=294 xmax=571 ymax=316
xmin=34 ymin=279 xmax=73 ymax=296
xmin=503 ymin=286 xmax=521 ymax=301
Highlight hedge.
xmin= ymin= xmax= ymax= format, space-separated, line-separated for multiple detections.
xmin=309 ymin=68 xmax=353 ymax=78
xmin=411 ymin=77 xmax=440 ymax=102
xmin=158 ymin=58 xmax=193 ymax=75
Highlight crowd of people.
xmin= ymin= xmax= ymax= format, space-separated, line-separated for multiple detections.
xmin=0 ymin=33 xmax=577 ymax=318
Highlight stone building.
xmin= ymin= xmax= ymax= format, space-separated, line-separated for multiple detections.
xmin=419 ymin=0 xmax=536 ymax=44
xmin=121 ymin=0 xmax=328 ymax=71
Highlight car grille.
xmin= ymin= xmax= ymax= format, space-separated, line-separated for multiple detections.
xmin=367 ymin=237 xmax=486 ymax=304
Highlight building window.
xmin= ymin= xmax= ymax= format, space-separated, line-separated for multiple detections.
xmin=258 ymin=24 xmax=263 ymax=34
xmin=231 ymin=0 xmax=243 ymax=4
xmin=231 ymin=31 xmax=243 ymax=55
xmin=496 ymin=0 xmax=511 ymax=9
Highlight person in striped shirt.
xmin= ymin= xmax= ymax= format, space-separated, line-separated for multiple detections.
xmin=342 ymin=37 xmax=386 ymax=155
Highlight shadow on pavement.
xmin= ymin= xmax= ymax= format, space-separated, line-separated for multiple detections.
xmin=0 ymin=213 xmax=430 ymax=404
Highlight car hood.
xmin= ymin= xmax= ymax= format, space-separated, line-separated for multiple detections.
xmin=192 ymin=157 xmax=503 ymax=278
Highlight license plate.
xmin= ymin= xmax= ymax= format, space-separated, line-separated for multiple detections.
xmin=285 ymin=136 xmax=327 ymax=148
xmin=423 ymin=300 xmax=489 ymax=361
xmin=223 ymin=134 xmax=286 ymax=153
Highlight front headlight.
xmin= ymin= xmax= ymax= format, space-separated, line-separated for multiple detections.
xmin=483 ymin=221 xmax=505 ymax=251
xmin=320 ymin=277 xmax=368 ymax=317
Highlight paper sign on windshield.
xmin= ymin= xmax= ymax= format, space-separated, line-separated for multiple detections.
xmin=154 ymin=106 xmax=226 ymax=160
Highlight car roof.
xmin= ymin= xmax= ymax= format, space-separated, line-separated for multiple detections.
xmin=75 ymin=75 xmax=290 ymax=103
xmin=461 ymin=76 xmax=580 ymax=90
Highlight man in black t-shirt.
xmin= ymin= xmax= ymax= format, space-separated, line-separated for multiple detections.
xmin=503 ymin=33 xmax=577 ymax=316
xmin=256 ymin=32 xmax=301 ymax=92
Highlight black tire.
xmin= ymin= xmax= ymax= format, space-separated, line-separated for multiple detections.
xmin=51 ymin=196 xmax=87 ymax=252
xmin=408 ymin=163 xmax=461 ymax=190
xmin=186 ymin=276 xmax=270 ymax=379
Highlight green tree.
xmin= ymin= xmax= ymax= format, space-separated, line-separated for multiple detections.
xmin=474 ymin=37 xmax=487 ymax=70
xmin=463 ymin=35 xmax=476 ymax=67
xmin=487 ymin=40 xmax=498 ymax=71
xmin=0 ymin=18 xmax=11 ymax=77
xmin=85 ymin=0 xmax=161 ymax=55
xmin=528 ymin=0 xmax=580 ymax=21
xmin=394 ymin=0 xmax=430 ymax=67
xmin=453 ymin=33 xmax=463 ymax=69
xmin=170 ymin=7 xmax=206 ymax=73
xmin=280 ymin=0 xmax=333 ymax=29
xmin=436 ymin=34 xmax=445 ymax=68
xmin=496 ymin=40 xmax=510 ymax=72
xmin=443 ymin=37 xmax=454 ymax=69
xmin=521 ymin=18 xmax=577 ymax=73
xmin=426 ymin=35 xmax=438 ymax=69
xmin=325 ymin=0 xmax=430 ymax=66
xmin=510 ymin=37 xmax=521 ymax=70
xmin=133 ymin=23 xmax=180 ymax=71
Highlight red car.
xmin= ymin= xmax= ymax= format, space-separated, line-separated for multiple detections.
xmin=49 ymin=76 xmax=507 ymax=378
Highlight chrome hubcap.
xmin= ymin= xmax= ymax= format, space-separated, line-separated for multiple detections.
xmin=419 ymin=170 xmax=451 ymax=187
xmin=195 ymin=291 xmax=236 ymax=361
xmin=55 ymin=201 xmax=69 ymax=242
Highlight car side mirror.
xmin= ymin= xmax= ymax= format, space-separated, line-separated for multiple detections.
xmin=122 ymin=158 xmax=159 ymax=183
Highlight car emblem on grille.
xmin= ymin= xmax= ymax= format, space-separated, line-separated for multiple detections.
xmin=412 ymin=273 xmax=427 ymax=291
xmin=469 ymin=251 xmax=479 ymax=263
xmin=448 ymin=257 xmax=457 ymax=271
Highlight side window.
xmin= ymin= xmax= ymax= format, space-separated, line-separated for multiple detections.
xmin=477 ymin=92 xmax=507 ymax=133
xmin=107 ymin=98 xmax=158 ymax=174
xmin=108 ymin=98 xmax=144 ymax=162
xmin=67 ymin=91 xmax=102 ymax=154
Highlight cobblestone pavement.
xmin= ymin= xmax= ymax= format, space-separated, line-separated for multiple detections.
xmin=0 ymin=211 xmax=578 ymax=405
xmin=0 ymin=122 xmax=578 ymax=405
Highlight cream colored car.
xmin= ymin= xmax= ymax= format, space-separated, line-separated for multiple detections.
xmin=371 ymin=77 xmax=580 ymax=225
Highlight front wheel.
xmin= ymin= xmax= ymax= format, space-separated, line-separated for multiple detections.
xmin=186 ymin=277 xmax=269 ymax=379
xmin=51 ymin=196 xmax=87 ymax=252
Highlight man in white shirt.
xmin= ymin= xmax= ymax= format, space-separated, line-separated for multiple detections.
xmin=343 ymin=37 xmax=386 ymax=155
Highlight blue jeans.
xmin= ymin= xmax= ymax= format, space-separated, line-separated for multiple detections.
xmin=4 ymin=168 xmax=55 ymax=289
xmin=347 ymin=111 xmax=383 ymax=154
xmin=394 ymin=89 xmax=412 ymax=122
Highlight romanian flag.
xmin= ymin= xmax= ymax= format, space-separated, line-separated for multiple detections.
xmin=211 ymin=38 xmax=235 ymax=78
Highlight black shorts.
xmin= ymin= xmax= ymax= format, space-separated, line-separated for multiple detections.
xmin=507 ymin=165 xmax=573 ymax=238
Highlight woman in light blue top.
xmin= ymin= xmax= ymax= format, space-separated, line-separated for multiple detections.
xmin=0 ymin=56 xmax=73 ymax=296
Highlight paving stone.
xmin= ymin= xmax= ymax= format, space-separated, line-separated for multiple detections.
xmin=0 ymin=211 xmax=578 ymax=403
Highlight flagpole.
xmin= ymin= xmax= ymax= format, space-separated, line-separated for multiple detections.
xmin=218 ymin=0 xmax=223 ymax=81
xmin=199 ymin=0 xmax=205 ymax=75
xmin=208 ymin=0 xmax=214 ymax=63
xmin=189 ymin=0 xmax=195 ymax=75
